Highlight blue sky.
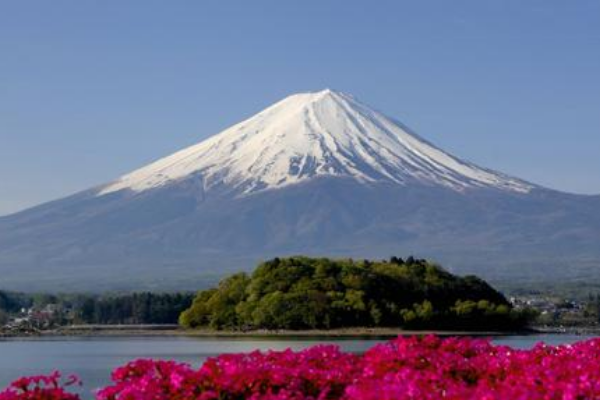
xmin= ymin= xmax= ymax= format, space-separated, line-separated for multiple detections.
xmin=1 ymin=1 xmax=599 ymax=215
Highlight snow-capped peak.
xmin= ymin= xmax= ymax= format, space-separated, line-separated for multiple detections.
xmin=98 ymin=89 xmax=534 ymax=196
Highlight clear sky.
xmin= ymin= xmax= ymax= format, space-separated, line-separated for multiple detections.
xmin=1 ymin=1 xmax=599 ymax=216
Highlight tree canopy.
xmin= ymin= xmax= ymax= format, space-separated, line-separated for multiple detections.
xmin=180 ymin=256 xmax=531 ymax=331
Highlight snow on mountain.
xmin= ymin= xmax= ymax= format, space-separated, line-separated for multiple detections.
xmin=100 ymin=89 xmax=534 ymax=196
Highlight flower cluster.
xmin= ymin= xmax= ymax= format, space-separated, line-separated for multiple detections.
xmin=347 ymin=335 xmax=600 ymax=399
xmin=0 ymin=372 xmax=80 ymax=400
xmin=3 ymin=336 xmax=600 ymax=399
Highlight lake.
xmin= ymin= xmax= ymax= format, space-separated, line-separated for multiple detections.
xmin=0 ymin=334 xmax=594 ymax=395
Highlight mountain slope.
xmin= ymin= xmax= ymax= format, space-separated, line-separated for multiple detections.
xmin=0 ymin=90 xmax=598 ymax=291
xmin=99 ymin=89 xmax=533 ymax=196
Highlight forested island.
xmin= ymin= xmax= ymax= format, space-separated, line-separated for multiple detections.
xmin=180 ymin=256 xmax=534 ymax=331
xmin=1 ymin=256 xmax=544 ymax=334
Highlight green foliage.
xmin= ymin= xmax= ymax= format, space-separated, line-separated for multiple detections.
xmin=181 ymin=273 xmax=250 ymax=329
xmin=181 ymin=256 xmax=529 ymax=331
xmin=74 ymin=292 xmax=194 ymax=324
xmin=0 ymin=289 xmax=193 ymax=326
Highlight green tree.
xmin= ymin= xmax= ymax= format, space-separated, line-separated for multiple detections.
xmin=180 ymin=256 xmax=526 ymax=331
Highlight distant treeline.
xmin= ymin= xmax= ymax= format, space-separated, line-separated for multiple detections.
xmin=0 ymin=290 xmax=31 ymax=313
xmin=180 ymin=256 xmax=536 ymax=331
xmin=0 ymin=291 xmax=193 ymax=325
xmin=75 ymin=292 xmax=193 ymax=324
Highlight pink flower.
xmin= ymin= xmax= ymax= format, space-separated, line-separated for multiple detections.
xmin=5 ymin=336 xmax=600 ymax=399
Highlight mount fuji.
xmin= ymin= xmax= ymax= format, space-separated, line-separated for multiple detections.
xmin=99 ymin=89 xmax=534 ymax=196
xmin=1 ymin=89 xmax=599 ymax=291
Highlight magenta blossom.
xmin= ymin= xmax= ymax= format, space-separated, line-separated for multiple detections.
xmin=4 ymin=336 xmax=600 ymax=399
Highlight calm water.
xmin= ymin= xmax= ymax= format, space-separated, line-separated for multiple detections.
xmin=0 ymin=334 xmax=594 ymax=396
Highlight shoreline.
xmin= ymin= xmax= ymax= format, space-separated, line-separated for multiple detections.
xmin=1 ymin=325 xmax=542 ymax=339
